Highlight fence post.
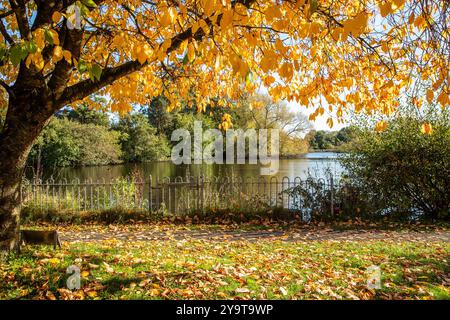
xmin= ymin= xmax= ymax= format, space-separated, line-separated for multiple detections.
xmin=156 ymin=176 xmax=160 ymax=210
xmin=330 ymin=175 xmax=334 ymax=218
xmin=196 ymin=176 xmax=200 ymax=211
xmin=149 ymin=175 xmax=152 ymax=212
xmin=201 ymin=175 xmax=204 ymax=213
xmin=167 ymin=177 xmax=172 ymax=214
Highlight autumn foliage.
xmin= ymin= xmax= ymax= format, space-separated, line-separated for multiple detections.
xmin=0 ymin=0 xmax=449 ymax=252
xmin=0 ymin=0 xmax=448 ymax=121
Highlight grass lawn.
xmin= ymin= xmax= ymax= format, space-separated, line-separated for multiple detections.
xmin=1 ymin=227 xmax=449 ymax=300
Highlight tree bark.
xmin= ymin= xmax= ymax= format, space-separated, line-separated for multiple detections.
xmin=0 ymin=80 xmax=53 ymax=258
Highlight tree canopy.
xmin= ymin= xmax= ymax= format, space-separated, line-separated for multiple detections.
xmin=0 ymin=0 xmax=450 ymax=253
xmin=0 ymin=0 xmax=448 ymax=124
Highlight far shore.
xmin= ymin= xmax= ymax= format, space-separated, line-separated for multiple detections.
xmin=28 ymin=150 xmax=344 ymax=172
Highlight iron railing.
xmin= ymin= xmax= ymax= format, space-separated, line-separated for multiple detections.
xmin=21 ymin=175 xmax=344 ymax=218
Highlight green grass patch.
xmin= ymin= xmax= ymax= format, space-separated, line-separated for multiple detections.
xmin=1 ymin=238 xmax=448 ymax=300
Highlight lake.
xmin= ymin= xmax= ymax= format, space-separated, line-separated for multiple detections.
xmin=40 ymin=152 xmax=344 ymax=182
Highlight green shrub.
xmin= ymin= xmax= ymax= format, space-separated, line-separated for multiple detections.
xmin=284 ymin=177 xmax=388 ymax=222
xmin=28 ymin=118 xmax=122 ymax=167
xmin=341 ymin=111 xmax=450 ymax=220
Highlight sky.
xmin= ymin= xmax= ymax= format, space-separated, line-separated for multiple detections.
xmin=286 ymin=99 xmax=348 ymax=132
xmin=257 ymin=85 xmax=348 ymax=132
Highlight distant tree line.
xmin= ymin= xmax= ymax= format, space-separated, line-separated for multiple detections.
xmin=306 ymin=127 xmax=359 ymax=151
xmin=24 ymin=94 xmax=314 ymax=171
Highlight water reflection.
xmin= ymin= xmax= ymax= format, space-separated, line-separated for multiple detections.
xmin=36 ymin=152 xmax=344 ymax=182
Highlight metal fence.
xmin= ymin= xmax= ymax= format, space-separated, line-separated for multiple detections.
xmin=20 ymin=175 xmax=344 ymax=218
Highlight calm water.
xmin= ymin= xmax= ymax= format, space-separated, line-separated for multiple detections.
xmin=40 ymin=152 xmax=344 ymax=182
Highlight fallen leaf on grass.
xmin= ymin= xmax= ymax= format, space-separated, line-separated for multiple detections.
xmin=279 ymin=287 xmax=288 ymax=296
xmin=149 ymin=288 xmax=160 ymax=296
xmin=102 ymin=262 xmax=114 ymax=273
xmin=45 ymin=291 xmax=56 ymax=300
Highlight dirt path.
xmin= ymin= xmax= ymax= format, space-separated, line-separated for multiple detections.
xmin=57 ymin=225 xmax=450 ymax=243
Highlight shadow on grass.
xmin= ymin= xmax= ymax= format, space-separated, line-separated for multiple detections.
xmin=100 ymin=276 xmax=144 ymax=295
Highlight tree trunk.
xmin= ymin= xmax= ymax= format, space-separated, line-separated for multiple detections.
xmin=0 ymin=84 xmax=54 ymax=258
xmin=0 ymin=168 xmax=23 ymax=258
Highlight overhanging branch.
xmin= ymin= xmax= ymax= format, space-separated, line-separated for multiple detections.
xmin=59 ymin=0 xmax=258 ymax=107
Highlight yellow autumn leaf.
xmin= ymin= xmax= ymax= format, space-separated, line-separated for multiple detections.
xmin=426 ymin=89 xmax=434 ymax=104
xmin=192 ymin=21 xmax=200 ymax=34
xmin=133 ymin=43 xmax=152 ymax=65
xmin=343 ymin=12 xmax=368 ymax=37
xmin=379 ymin=2 xmax=393 ymax=17
xmin=309 ymin=21 xmax=322 ymax=34
xmin=52 ymin=12 xmax=62 ymax=23
xmin=263 ymin=75 xmax=275 ymax=86
xmin=179 ymin=40 xmax=188 ymax=53
xmin=63 ymin=50 xmax=72 ymax=63
xmin=260 ymin=55 xmax=273 ymax=73
xmin=265 ymin=5 xmax=282 ymax=21
xmin=34 ymin=29 xmax=46 ymax=49
xmin=420 ymin=122 xmax=432 ymax=135
xmin=326 ymin=117 xmax=334 ymax=128
xmin=375 ymin=120 xmax=388 ymax=132
xmin=198 ymin=19 xmax=210 ymax=35
xmin=149 ymin=288 xmax=160 ymax=296
xmin=214 ymin=55 xmax=221 ymax=70
xmin=392 ymin=0 xmax=405 ymax=10
xmin=436 ymin=91 xmax=449 ymax=108
xmin=26 ymin=52 xmax=45 ymax=70
xmin=159 ymin=7 xmax=174 ymax=27
xmin=220 ymin=10 xmax=233 ymax=29
xmin=279 ymin=62 xmax=293 ymax=81
xmin=35 ymin=54 xmax=45 ymax=70
xmin=414 ymin=15 xmax=426 ymax=28
xmin=167 ymin=7 xmax=178 ymax=22
xmin=203 ymin=0 xmax=216 ymax=17
xmin=187 ymin=42 xmax=195 ymax=62
xmin=53 ymin=46 xmax=64 ymax=62
xmin=49 ymin=29 xmax=60 ymax=46
xmin=25 ymin=54 xmax=33 ymax=68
